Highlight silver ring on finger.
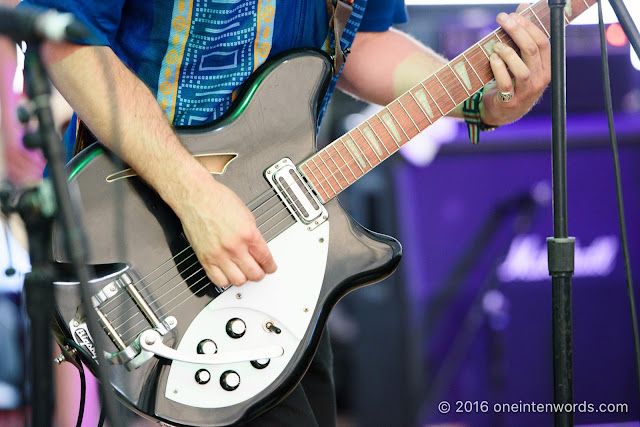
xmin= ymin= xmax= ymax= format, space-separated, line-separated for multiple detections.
xmin=498 ymin=90 xmax=514 ymax=103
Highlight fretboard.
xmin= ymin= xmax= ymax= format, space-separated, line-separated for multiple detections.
xmin=300 ymin=0 xmax=596 ymax=203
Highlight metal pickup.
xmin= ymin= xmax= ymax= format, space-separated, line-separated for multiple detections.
xmin=265 ymin=158 xmax=328 ymax=230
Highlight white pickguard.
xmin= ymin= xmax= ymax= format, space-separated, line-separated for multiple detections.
xmin=165 ymin=219 xmax=329 ymax=408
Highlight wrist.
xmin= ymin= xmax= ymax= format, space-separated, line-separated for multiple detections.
xmin=156 ymin=153 xmax=217 ymax=219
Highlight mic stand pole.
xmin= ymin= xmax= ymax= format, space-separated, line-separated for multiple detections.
xmin=608 ymin=0 xmax=640 ymax=59
xmin=21 ymin=42 xmax=121 ymax=427
xmin=547 ymin=1 xmax=576 ymax=426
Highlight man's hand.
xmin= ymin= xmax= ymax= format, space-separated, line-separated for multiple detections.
xmin=482 ymin=5 xmax=552 ymax=127
xmin=177 ymin=176 xmax=277 ymax=288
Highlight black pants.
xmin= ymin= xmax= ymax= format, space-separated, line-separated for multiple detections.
xmin=241 ymin=330 xmax=336 ymax=427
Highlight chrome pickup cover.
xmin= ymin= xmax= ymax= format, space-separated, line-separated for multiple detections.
xmin=265 ymin=158 xmax=327 ymax=230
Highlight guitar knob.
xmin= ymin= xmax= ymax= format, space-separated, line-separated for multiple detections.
xmin=197 ymin=339 xmax=218 ymax=355
xmin=250 ymin=359 xmax=270 ymax=369
xmin=195 ymin=369 xmax=211 ymax=385
xmin=226 ymin=318 xmax=246 ymax=339
xmin=220 ymin=370 xmax=240 ymax=391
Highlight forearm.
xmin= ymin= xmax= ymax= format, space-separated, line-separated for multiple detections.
xmin=338 ymin=28 xmax=470 ymax=119
xmin=41 ymin=42 xmax=214 ymax=218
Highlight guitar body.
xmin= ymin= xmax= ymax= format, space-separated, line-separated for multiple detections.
xmin=52 ymin=49 xmax=401 ymax=426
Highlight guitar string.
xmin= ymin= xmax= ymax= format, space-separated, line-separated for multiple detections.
xmin=102 ymin=200 xmax=292 ymax=320
xmin=300 ymin=4 xmax=557 ymax=197
xmin=109 ymin=4 xmax=569 ymax=344
xmin=101 ymin=3 xmax=545 ymax=326
xmin=106 ymin=49 xmax=501 ymax=340
xmin=106 ymin=205 xmax=293 ymax=325
xmin=100 ymin=3 xmax=562 ymax=340
xmin=101 ymin=187 xmax=281 ymax=314
xmin=106 ymin=206 xmax=296 ymax=329
xmin=101 ymin=3 xmax=546 ymax=332
xmin=115 ymin=207 xmax=292 ymax=337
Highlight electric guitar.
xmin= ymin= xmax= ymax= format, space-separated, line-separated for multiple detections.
xmin=52 ymin=0 xmax=595 ymax=425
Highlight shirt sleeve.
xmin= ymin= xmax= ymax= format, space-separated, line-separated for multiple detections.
xmin=16 ymin=0 xmax=126 ymax=46
xmin=358 ymin=0 xmax=408 ymax=32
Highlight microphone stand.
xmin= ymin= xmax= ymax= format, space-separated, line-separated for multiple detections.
xmin=609 ymin=0 xmax=640 ymax=59
xmin=547 ymin=1 xmax=575 ymax=426
xmin=16 ymin=42 xmax=121 ymax=427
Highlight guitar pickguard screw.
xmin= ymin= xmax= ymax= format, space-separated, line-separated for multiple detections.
xmin=72 ymin=321 xmax=79 ymax=327
xmin=236 ymin=293 xmax=242 ymax=300
xmin=173 ymin=389 xmax=178 ymax=394
xmin=318 ymin=238 xmax=324 ymax=243
xmin=304 ymin=308 xmax=309 ymax=313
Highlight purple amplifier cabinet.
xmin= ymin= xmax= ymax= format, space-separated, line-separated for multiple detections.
xmin=394 ymin=114 xmax=640 ymax=427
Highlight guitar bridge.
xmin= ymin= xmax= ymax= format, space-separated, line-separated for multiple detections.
xmin=265 ymin=158 xmax=328 ymax=230
xmin=69 ymin=271 xmax=177 ymax=370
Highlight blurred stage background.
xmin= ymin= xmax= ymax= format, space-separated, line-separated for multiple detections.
xmin=1 ymin=1 xmax=640 ymax=426
xmin=319 ymin=2 xmax=640 ymax=426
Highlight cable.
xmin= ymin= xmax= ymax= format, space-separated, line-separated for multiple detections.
xmin=64 ymin=339 xmax=87 ymax=427
xmin=76 ymin=365 xmax=86 ymax=427
xmin=596 ymin=0 xmax=640 ymax=410
xmin=97 ymin=405 xmax=105 ymax=427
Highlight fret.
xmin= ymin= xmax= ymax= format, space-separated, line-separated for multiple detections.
xmin=461 ymin=53 xmax=485 ymax=86
xmin=323 ymin=148 xmax=349 ymax=187
xmin=331 ymin=143 xmax=357 ymax=180
xmin=311 ymin=157 xmax=339 ymax=194
xmin=447 ymin=63 xmax=471 ymax=97
xmin=396 ymin=98 xmax=420 ymax=132
xmin=354 ymin=127 xmax=384 ymax=161
xmin=481 ymin=36 xmax=497 ymax=56
xmin=421 ymin=82 xmax=444 ymax=116
xmin=379 ymin=110 xmax=407 ymax=143
xmin=364 ymin=119 xmax=389 ymax=155
xmin=434 ymin=73 xmax=456 ymax=106
xmin=375 ymin=113 xmax=401 ymax=148
xmin=302 ymin=162 xmax=330 ymax=201
xmin=318 ymin=153 xmax=344 ymax=190
xmin=564 ymin=13 xmax=569 ymax=25
xmin=359 ymin=124 xmax=391 ymax=156
xmin=476 ymin=42 xmax=490 ymax=60
xmin=581 ymin=0 xmax=589 ymax=8
xmin=340 ymin=139 xmax=365 ymax=174
xmin=494 ymin=30 xmax=503 ymax=42
xmin=530 ymin=8 xmax=550 ymax=38
xmin=409 ymin=91 xmax=433 ymax=124
xmin=344 ymin=134 xmax=374 ymax=170
xmin=353 ymin=129 xmax=382 ymax=162
xmin=387 ymin=108 xmax=411 ymax=140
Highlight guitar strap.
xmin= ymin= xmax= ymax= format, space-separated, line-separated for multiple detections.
xmin=330 ymin=0 xmax=354 ymax=76
xmin=73 ymin=1 xmax=354 ymax=155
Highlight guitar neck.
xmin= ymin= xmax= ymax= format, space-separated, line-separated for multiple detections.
xmin=300 ymin=0 xmax=595 ymax=203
